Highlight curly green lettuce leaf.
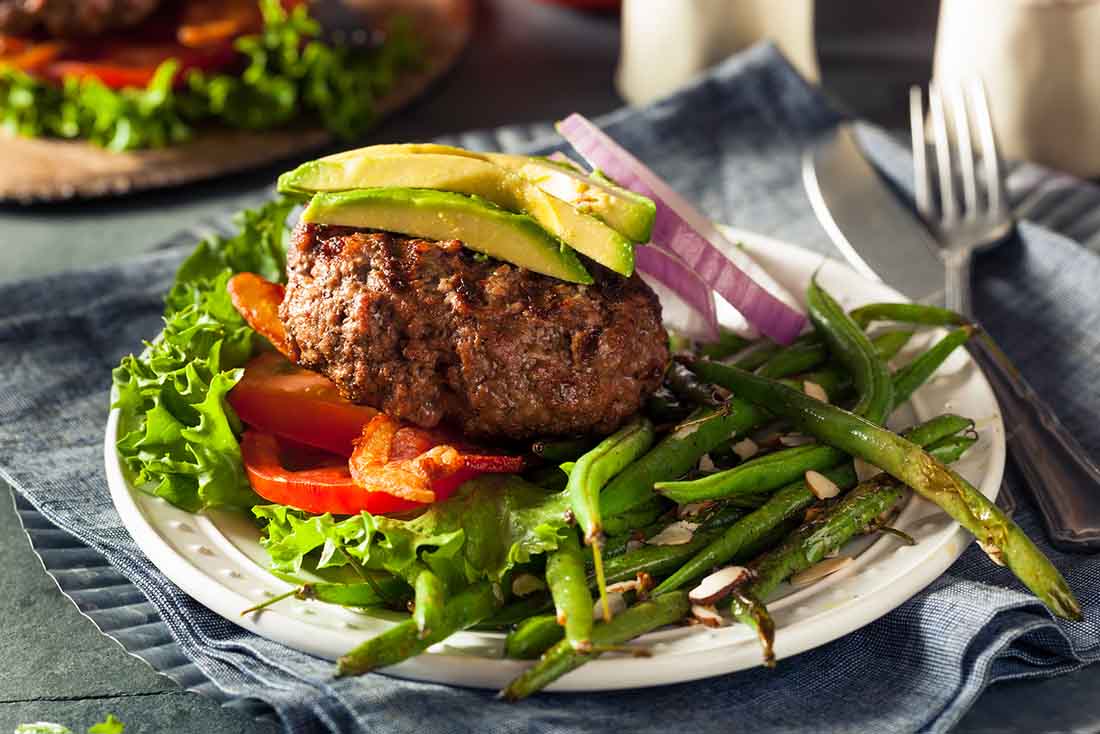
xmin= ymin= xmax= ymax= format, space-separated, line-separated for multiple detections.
xmin=1 ymin=60 xmax=189 ymax=151
xmin=171 ymin=194 xmax=297 ymax=296
xmin=112 ymin=196 xmax=296 ymax=512
xmin=254 ymin=476 xmax=571 ymax=590
xmin=0 ymin=0 xmax=422 ymax=151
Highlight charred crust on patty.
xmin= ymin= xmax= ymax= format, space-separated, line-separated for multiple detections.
xmin=281 ymin=223 xmax=670 ymax=438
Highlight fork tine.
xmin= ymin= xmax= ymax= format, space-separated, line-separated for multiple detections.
xmin=947 ymin=82 xmax=979 ymax=216
xmin=909 ymin=86 xmax=933 ymax=219
xmin=969 ymin=77 xmax=1007 ymax=214
xmin=928 ymin=82 xmax=959 ymax=225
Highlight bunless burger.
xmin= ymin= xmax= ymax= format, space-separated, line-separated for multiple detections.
xmin=0 ymin=0 xmax=162 ymax=36
xmin=242 ymin=144 xmax=671 ymax=441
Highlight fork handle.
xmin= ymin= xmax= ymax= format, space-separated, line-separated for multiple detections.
xmin=968 ymin=332 xmax=1100 ymax=551
xmin=944 ymin=250 xmax=973 ymax=317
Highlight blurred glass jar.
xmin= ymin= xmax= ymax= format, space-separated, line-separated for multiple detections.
xmin=935 ymin=0 xmax=1100 ymax=177
xmin=616 ymin=0 xmax=818 ymax=105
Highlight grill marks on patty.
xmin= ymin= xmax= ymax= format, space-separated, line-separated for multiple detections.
xmin=281 ymin=223 xmax=670 ymax=439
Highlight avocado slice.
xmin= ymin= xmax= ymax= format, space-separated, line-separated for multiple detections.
xmin=487 ymin=154 xmax=656 ymax=244
xmin=302 ymin=188 xmax=593 ymax=285
xmin=279 ymin=151 xmax=636 ymax=276
xmin=289 ymin=143 xmax=656 ymax=244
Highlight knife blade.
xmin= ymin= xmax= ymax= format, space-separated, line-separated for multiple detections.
xmin=802 ymin=124 xmax=946 ymax=305
xmin=802 ymin=122 xmax=1025 ymax=516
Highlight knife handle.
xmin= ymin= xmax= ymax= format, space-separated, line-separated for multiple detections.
xmin=969 ymin=332 xmax=1100 ymax=551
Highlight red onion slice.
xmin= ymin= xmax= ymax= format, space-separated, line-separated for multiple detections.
xmin=557 ymin=113 xmax=807 ymax=344
xmin=635 ymin=245 xmax=719 ymax=340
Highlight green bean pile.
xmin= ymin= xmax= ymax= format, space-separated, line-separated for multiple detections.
xmin=247 ymin=281 xmax=1081 ymax=698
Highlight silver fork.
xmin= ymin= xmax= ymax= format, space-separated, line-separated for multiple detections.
xmin=911 ymin=80 xmax=1100 ymax=550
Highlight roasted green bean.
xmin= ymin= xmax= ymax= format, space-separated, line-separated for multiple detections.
xmin=755 ymin=339 xmax=829 ymax=379
xmin=690 ymin=360 xmax=1081 ymax=621
xmin=699 ymin=327 xmax=754 ymax=360
xmin=600 ymin=403 xmax=769 ymax=516
xmin=532 ymin=436 xmax=598 ymax=463
xmin=808 ymin=278 xmax=893 ymax=424
xmin=546 ymin=532 xmax=594 ymax=651
xmin=601 ymin=496 xmax=668 ymax=537
xmin=506 ymin=614 xmax=564 ymax=659
xmin=653 ymin=414 xmax=972 ymax=594
xmin=569 ymin=418 xmax=655 ymax=546
xmin=413 ymin=568 xmax=446 ymax=639
xmin=730 ymin=475 xmax=907 ymax=664
xmin=666 ymin=361 xmax=722 ymax=407
xmin=850 ymin=302 xmax=969 ymax=329
xmin=892 ymin=325 xmax=976 ymax=407
xmin=337 ymin=582 xmax=498 ymax=676
xmin=501 ymin=592 xmax=692 ymax=700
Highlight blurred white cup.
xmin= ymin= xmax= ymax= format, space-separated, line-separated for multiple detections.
xmin=935 ymin=0 xmax=1100 ymax=177
xmin=616 ymin=0 xmax=819 ymax=105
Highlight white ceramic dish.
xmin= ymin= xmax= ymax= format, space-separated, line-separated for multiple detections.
xmin=105 ymin=230 xmax=1005 ymax=691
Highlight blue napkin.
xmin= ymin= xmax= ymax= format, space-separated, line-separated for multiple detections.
xmin=2 ymin=44 xmax=1098 ymax=734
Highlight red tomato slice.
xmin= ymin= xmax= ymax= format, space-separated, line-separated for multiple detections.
xmin=7 ymin=0 xmax=309 ymax=89
xmin=229 ymin=352 xmax=378 ymax=457
xmin=44 ymin=40 xmax=238 ymax=88
xmin=241 ymin=431 xmax=427 ymax=515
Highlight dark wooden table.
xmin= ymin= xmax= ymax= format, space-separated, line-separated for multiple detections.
xmin=1 ymin=2 xmax=1097 ymax=731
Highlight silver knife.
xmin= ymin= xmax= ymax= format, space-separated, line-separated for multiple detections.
xmin=803 ymin=123 xmax=1100 ymax=550
xmin=803 ymin=125 xmax=946 ymax=304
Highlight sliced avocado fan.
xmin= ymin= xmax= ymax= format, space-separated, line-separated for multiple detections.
xmin=280 ymin=148 xmax=639 ymax=276
xmin=326 ymin=144 xmax=656 ymax=243
xmin=302 ymin=188 xmax=594 ymax=285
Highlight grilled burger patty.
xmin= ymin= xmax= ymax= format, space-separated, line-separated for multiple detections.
xmin=0 ymin=0 xmax=161 ymax=36
xmin=281 ymin=223 xmax=670 ymax=439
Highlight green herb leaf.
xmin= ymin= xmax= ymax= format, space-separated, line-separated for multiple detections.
xmin=87 ymin=715 xmax=125 ymax=734
xmin=254 ymin=475 xmax=571 ymax=590
xmin=0 ymin=0 xmax=421 ymax=150
xmin=112 ymin=196 xmax=296 ymax=512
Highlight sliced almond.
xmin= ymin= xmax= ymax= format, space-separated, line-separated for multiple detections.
xmin=780 ymin=433 xmax=816 ymax=447
xmin=606 ymin=579 xmax=639 ymax=595
xmin=646 ymin=520 xmax=699 ymax=546
xmin=678 ymin=500 xmax=714 ymax=519
xmin=732 ymin=438 xmax=759 ymax=461
xmin=978 ymin=539 xmax=1007 ymax=566
xmin=511 ymin=573 xmax=546 ymax=598
xmin=625 ymin=539 xmax=645 ymax=552
xmin=697 ymin=453 xmax=716 ymax=473
xmin=805 ymin=470 xmax=840 ymax=500
xmin=854 ymin=457 xmax=884 ymax=482
xmin=802 ymin=380 xmax=829 ymax=403
xmin=688 ymin=565 xmax=749 ymax=605
xmin=593 ymin=591 xmax=628 ymax=620
xmin=804 ymin=505 xmax=824 ymax=523
xmin=789 ymin=556 xmax=853 ymax=587
xmin=691 ymin=604 xmax=725 ymax=627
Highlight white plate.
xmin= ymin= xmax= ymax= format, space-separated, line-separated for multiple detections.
xmin=105 ymin=231 xmax=1005 ymax=692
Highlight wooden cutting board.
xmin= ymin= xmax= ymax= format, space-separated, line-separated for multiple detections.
xmin=0 ymin=0 xmax=473 ymax=203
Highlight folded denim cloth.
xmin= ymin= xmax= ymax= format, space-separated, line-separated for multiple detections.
xmin=1 ymin=44 xmax=1098 ymax=734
